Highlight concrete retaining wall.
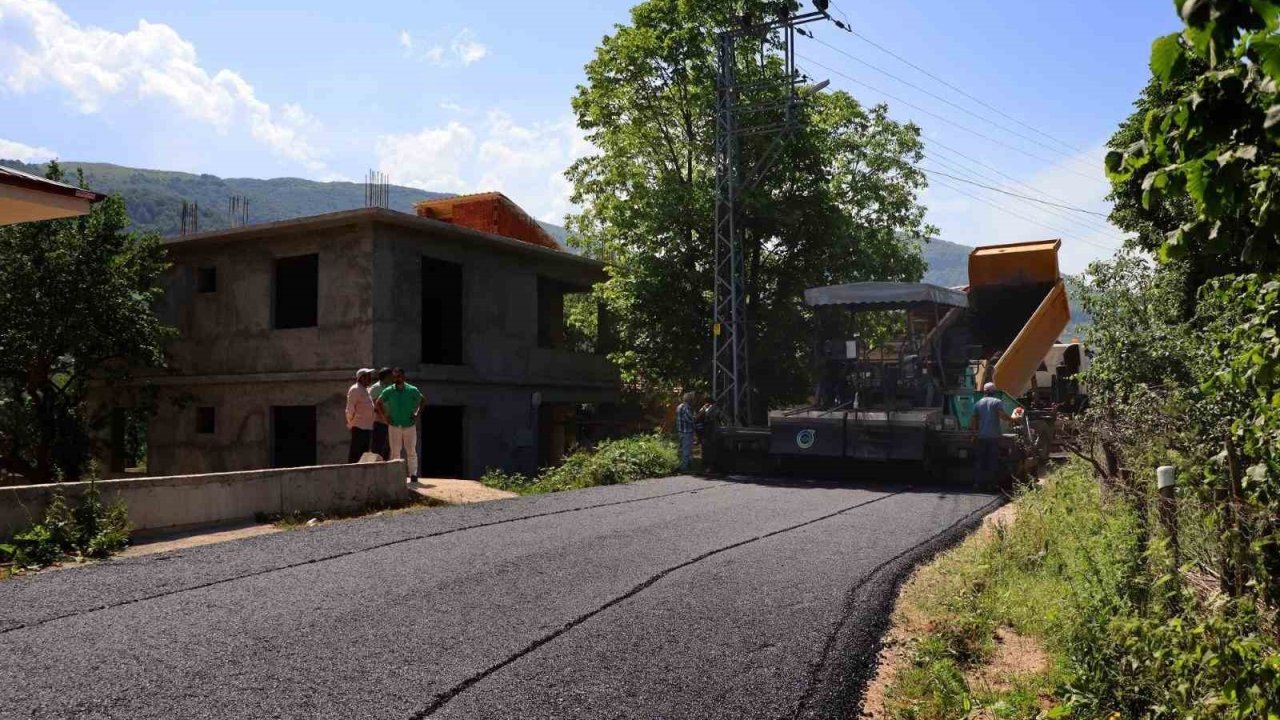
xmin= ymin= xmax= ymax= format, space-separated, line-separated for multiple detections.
xmin=0 ymin=460 xmax=408 ymax=539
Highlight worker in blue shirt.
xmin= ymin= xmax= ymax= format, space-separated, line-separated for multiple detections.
xmin=971 ymin=382 xmax=1013 ymax=488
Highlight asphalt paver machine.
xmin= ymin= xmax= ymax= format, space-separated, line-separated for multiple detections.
xmin=707 ymin=240 xmax=1074 ymax=483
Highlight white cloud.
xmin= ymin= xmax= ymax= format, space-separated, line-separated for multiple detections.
xmin=0 ymin=137 xmax=58 ymax=162
xmin=450 ymin=29 xmax=487 ymax=66
xmin=923 ymin=145 xmax=1124 ymax=274
xmin=0 ymin=0 xmax=328 ymax=171
xmin=376 ymin=112 xmax=596 ymax=223
xmin=375 ymin=122 xmax=478 ymax=193
xmin=400 ymin=27 xmax=487 ymax=67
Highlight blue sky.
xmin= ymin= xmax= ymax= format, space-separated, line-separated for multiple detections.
xmin=0 ymin=0 xmax=1179 ymax=272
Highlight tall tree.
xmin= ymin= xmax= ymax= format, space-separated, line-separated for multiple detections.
xmin=567 ymin=0 xmax=933 ymax=407
xmin=1107 ymin=0 xmax=1280 ymax=274
xmin=0 ymin=162 xmax=170 ymax=482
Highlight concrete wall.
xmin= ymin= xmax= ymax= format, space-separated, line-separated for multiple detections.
xmin=370 ymin=223 xmax=618 ymax=476
xmin=147 ymin=378 xmax=352 ymax=475
xmin=0 ymin=461 xmax=407 ymax=539
xmin=157 ymin=221 xmax=374 ymax=375
xmin=371 ymin=223 xmax=615 ymax=385
xmin=116 ymin=212 xmax=619 ymax=479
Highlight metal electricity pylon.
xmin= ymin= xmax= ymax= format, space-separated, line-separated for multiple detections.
xmin=712 ymin=2 xmax=832 ymax=427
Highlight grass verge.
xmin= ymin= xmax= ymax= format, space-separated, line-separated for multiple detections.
xmin=867 ymin=461 xmax=1280 ymax=719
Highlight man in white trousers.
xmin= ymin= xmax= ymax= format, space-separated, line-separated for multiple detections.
xmin=374 ymin=367 xmax=426 ymax=483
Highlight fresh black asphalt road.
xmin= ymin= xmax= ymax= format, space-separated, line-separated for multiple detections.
xmin=0 ymin=475 xmax=999 ymax=719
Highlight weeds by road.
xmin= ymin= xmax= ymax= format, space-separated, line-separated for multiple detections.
xmin=0 ymin=485 xmax=131 ymax=576
xmin=868 ymin=461 xmax=1280 ymax=719
xmin=481 ymin=434 xmax=678 ymax=495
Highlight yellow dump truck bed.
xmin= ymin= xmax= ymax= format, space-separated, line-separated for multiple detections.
xmin=967 ymin=240 xmax=1070 ymax=396
xmin=993 ymin=279 xmax=1071 ymax=395
xmin=968 ymin=239 xmax=1061 ymax=287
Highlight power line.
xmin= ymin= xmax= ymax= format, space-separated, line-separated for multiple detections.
xmin=918 ymin=153 xmax=1124 ymax=242
xmin=799 ymin=54 xmax=1102 ymax=183
xmin=921 ymin=153 xmax=1127 ymax=243
xmin=920 ymin=168 xmax=1110 ymax=217
xmin=812 ymin=36 xmax=1097 ymax=173
xmin=928 ymin=176 xmax=1119 ymax=252
xmin=927 ymin=138 xmax=1107 ymax=216
xmin=820 ymin=6 xmax=1082 ymax=155
xmin=923 ymin=138 xmax=1127 ymax=242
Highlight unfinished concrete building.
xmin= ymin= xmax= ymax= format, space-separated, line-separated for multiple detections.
xmin=126 ymin=196 xmax=618 ymax=478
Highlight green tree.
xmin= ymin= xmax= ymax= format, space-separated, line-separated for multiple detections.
xmin=1068 ymin=251 xmax=1194 ymax=479
xmin=566 ymin=0 xmax=933 ymax=406
xmin=1107 ymin=0 xmax=1280 ymax=273
xmin=0 ymin=162 xmax=170 ymax=482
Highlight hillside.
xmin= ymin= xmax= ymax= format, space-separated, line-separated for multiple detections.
xmin=918 ymin=237 xmax=972 ymax=287
xmin=0 ymin=159 xmax=579 ymax=242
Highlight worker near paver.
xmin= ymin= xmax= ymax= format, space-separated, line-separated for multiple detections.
xmin=970 ymin=382 xmax=1012 ymax=488
xmin=676 ymin=392 xmax=696 ymax=472
xmin=346 ymin=369 xmax=376 ymax=463
xmin=376 ymin=368 xmax=426 ymax=483
xmin=368 ymin=368 xmax=393 ymax=460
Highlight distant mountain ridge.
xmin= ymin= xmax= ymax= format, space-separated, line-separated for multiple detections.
xmin=1 ymin=158 xmax=1080 ymax=331
xmin=0 ymin=159 xmax=572 ymax=244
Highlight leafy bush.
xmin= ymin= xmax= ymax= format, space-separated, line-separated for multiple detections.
xmin=481 ymin=434 xmax=679 ymax=495
xmin=5 ymin=485 xmax=131 ymax=570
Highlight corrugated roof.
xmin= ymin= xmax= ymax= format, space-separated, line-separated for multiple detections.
xmin=0 ymin=164 xmax=104 ymax=201
xmin=804 ymin=282 xmax=969 ymax=309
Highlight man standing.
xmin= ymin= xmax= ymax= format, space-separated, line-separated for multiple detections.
xmin=676 ymin=392 xmax=696 ymax=472
xmin=375 ymin=368 xmax=426 ymax=483
xmin=368 ymin=368 xmax=393 ymax=460
xmin=971 ymin=382 xmax=1013 ymax=488
xmin=346 ymin=369 xmax=376 ymax=463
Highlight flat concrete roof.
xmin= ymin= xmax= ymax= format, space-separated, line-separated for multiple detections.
xmin=163 ymin=207 xmax=606 ymax=276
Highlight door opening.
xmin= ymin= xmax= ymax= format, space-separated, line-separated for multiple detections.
xmin=418 ymin=405 xmax=466 ymax=478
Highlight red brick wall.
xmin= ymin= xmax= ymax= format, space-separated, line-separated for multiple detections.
xmin=417 ymin=196 xmax=559 ymax=250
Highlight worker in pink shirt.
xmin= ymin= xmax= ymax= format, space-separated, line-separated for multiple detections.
xmin=346 ymin=368 xmax=376 ymax=462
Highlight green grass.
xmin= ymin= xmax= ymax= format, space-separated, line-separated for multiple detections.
xmin=881 ymin=462 xmax=1138 ymax=719
xmin=881 ymin=461 xmax=1280 ymax=719
xmin=481 ymin=433 xmax=679 ymax=495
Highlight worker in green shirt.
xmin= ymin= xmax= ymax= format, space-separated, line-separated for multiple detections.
xmin=374 ymin=367 xmax=426 ymax=483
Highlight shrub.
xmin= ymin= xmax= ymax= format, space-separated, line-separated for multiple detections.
xmin=481 ymin=434 xmax=679 ymax=495
xmin=4 ymin=485 xmax=131 ymax=571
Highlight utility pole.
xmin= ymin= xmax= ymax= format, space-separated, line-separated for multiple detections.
xmin=712 ymin=1 xmax=833 ymax=427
